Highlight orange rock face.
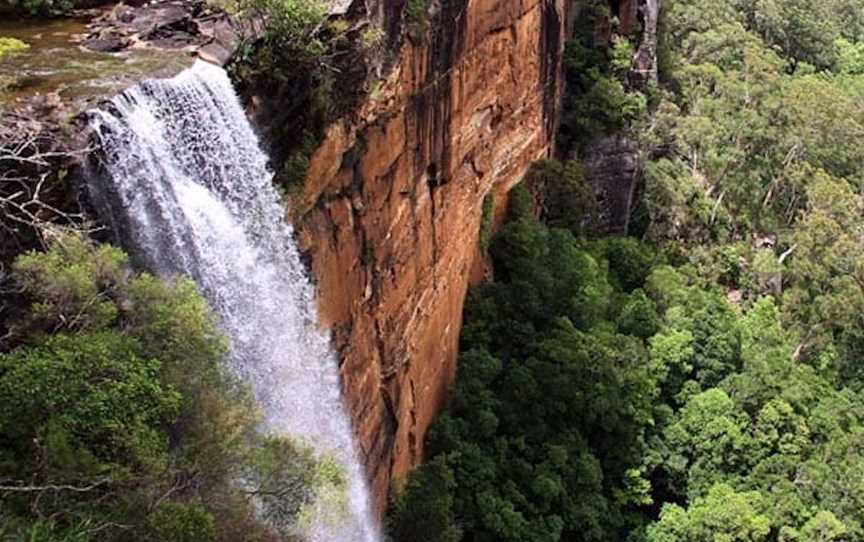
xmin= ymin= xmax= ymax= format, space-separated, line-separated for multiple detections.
xmin=294 ymin=0 xmax=569 ymax=514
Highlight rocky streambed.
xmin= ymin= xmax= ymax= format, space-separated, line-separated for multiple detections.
xmin=0 ymin=0 xmax=250 ymax=267
xmin=0 ymin=0 xmax=244 ymax=110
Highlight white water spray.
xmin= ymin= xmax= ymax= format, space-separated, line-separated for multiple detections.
xmin=88 ymin=60 xmax=379 ymax=542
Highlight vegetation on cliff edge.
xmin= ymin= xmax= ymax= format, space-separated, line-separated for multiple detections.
xmin=0 ymin=232 xmax=339 ymax=541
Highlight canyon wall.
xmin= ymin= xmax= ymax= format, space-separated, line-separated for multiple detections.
xmin=293 ymin=0 xmax=570 ymax=513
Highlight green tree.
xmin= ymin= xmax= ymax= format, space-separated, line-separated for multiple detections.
xmin=617 ymin=290 xmax=661 ymax=339
xmin=798 ymin=511 xmax=848 ymax=542
xmin=146 ymin=501 xmax=217 ymax=542
xmin=389 ymin=457 xmax=463 ymax=542
xmin=748 ymin=0 xmax=842 ymax=69
xmin=0 ymin=234 xmax=328 ymax=539
xmin=223 ymin=0 xmax=326 ymax=52
xmin=646 ymin=484 xmax=771 ymax=542
xmin=662 ymin=389 xmax=752 ymax=498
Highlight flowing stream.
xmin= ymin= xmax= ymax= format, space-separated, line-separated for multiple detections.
xmin=87 ymin=60 xmax=379 ymax=542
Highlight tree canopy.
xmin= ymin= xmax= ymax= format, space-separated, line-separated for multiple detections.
xmin=0 ymin=233 xmax=338 ymax=541
xmin=389 ymin=2 xmax=864 ymax=539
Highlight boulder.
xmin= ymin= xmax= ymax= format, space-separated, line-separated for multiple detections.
xmin=83 ymin=0 xmax=241 ymax=61
xmin=83 ymin=36 xmax=130 ymax=52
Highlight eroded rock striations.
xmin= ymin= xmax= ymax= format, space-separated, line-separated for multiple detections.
xmin=288 ymin=0 xmax=571 ymax=513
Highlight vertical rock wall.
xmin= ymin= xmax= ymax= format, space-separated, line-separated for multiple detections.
xmin=577 ymin=0 xmax=662 ymax=235
xmin=293 ymin=0 xmax=569 ymax=513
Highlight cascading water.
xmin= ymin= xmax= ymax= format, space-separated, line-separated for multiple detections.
xmin=87 ymin=60 xmax=379 ymax=542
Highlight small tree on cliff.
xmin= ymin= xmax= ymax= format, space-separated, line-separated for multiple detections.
xmin=390 ymin=457 xmax=462 ymax=542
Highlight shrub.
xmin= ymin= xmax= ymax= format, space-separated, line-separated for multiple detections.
xmin=243 ymin=436 xmax=321 ymax=534
xmin=0 ymin=518 xmax=92 ymax=542
xmin=2 ymin=0 xmax=75 ymax=16
xmin=406 ymin=0 xmax=431 ymax=40
xmin=360 ymin=26 xmax=385 ymax=50
xmin=281 ymin=147 xmax=311 ymax=192
xmin=233 ymin=0 xmax=326 ymax=54
xmin=558 ymin=4 xmax=646 ymax=153
xmin=0 ymin=332 xmax=180 ymax=475
xmin=479 ymin=193 xmax=495 ymax=251
xmin=11 ymin=234 xmax=127 ymax=338
xmin=616 ymin=289 xmax=661 ymax=339
xmin=602 ymin=236 xmax=658 ymax=292
xmin=506 ymin=183 xmax=535 ymax=222
xmin=523 ymin=159 xmax=597 ymax=235
xmin=147 ymin=501 xmax=217 ymax=542
xmin=390 ymin=457 xmax=462 ymax=542
xmin=0 ymin=233 xmax=328 ymax=538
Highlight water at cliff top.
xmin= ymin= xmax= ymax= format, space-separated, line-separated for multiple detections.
xmin=88 ymin=60 xmax=379 ymax=542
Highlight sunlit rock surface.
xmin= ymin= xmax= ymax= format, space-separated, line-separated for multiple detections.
xmin=293 ymin=0 xmax=571 ymax=514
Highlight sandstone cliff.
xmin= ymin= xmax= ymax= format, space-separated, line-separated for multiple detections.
xmin=292 ymin=0 xmax=569 ymax=513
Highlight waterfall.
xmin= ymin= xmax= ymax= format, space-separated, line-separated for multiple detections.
xmin=87 ymin=60 xmax=379 ymax=542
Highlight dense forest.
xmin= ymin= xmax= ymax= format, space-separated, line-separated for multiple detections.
xmin=389 ymin=0 xmax=864 ymax=541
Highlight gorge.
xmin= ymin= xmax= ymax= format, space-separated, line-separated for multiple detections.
xmin=0 ymin=0 xmax=637 ymax=534
xmin=5 ymin=0 xmax=864 ymax=540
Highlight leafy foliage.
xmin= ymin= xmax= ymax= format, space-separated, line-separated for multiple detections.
xmin=229 ymin=0 xmax=327 ymax=56
xmin=642 ymin=0 xmax=864 ymax=242
xmin=479 ymin=193 xmax=495 ymax=252
xmin=225 ymin=0 xmax=379 ymax=199
xmin=559 ymin=2 xmax=648 ymax=153
xmin=392 ymin=152 xmax=864 ymax=542
xmin=522 ymin=160 xmax=598 ymax=236
xmin=405 ymin=0 xmax=431 ymax=41
xmin=146 ymin=501 xmax=217 ymax=542
xmin=389 ymin=456 xmax=462 ymax=542
xmin=1 ymin=0 xmax=76 ymax=16
xmin=0 ymin=233 xmax=336 ymax=540
xmin=636 ymin=0 xmax=864 ymax=372
xmin=647 ymin=484 xmax=771 ymax=542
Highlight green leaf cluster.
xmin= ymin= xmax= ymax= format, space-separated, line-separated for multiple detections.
xmin=229 ymin=0 xmax=327 ymax=55
xmin=1 ymin=0 xmax=76 ymax=16
xmin=521 ymin=160 xmax=598 ymax=236
xmin=0 ymin=233 xmax=337 ymax=540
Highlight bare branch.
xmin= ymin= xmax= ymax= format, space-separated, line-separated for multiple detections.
xmin=0 ymin=113 xmax=100 ymax=247
xmin=85 ymin=521 xmax=132 ymax=535
xmin=778 ymin=244 xmax=797 ymax=265
xmin=0 ymin=479 xmax=111 ymax=493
